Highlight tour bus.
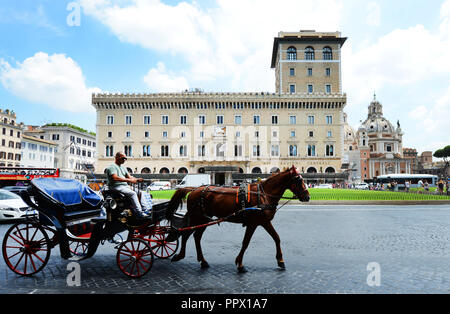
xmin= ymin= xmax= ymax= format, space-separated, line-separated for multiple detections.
xmin=374 ymin=174 xmax=438 ymax=189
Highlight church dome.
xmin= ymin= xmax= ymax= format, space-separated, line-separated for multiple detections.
xmin=360 ymin=96 xmax=396 ymax=134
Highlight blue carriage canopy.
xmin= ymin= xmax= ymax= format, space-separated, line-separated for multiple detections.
xmin=31 ymin=178 xmax=102 ymax=207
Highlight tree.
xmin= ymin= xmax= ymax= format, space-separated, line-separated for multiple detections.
xmin=434 ymin=145 xmax=450 ymax=177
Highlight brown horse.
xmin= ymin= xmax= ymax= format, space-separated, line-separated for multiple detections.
xmin=165 ymin=165 xmax=310 ymax=272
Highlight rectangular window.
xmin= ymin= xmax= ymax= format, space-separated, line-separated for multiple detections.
xmin=307 ymin=68 xmax=312 ymax=76
xmin=289 ymin=145 xmax=297 ymax=157
xmin=309 ymin=131 xmax=314 ymax=137
xmin=289 ymin=115 xmax=296 ymax=125
xmin=327 ymin=131 xmax=332 ymax=138
xmin=289 ymin=84 xmax=296 ymax=94
xmin=144 ymin=131 xmax=150 ymax=138
xmin=125 ymin=115 xmax=132 ymax=125
xmin=308 ymin=115 xmax=315 ymax=125
xmin=143 ymin=115 xmax=151 ymax=125
xmin=325 ymin=84 xmax=331 ymax=94
xmin=326 ymin=115 xmax=333 ymax=124
xmin=271 ymin=145 xmax=279 ymax=157
xmin=216 ymin=115 xmax=224 ymax=125
xmin=272 ymin=115 xmax=278 ymax=125
xmin=308 ymin=84 xmax=314 ymax=93
xmin=289 ymin=68 xmax=295 ymax=76
xmin=252 ymin=145 xmax=260 ymax=157
xmin=198 ymin=115 xmax=206 ymax=125
xmin=290 ymin=130 xmax=296 ymax=138
xmin=198 ymin=145 xmax=205 ymax=157
xmin=234 ymin=145 xmax=242 ymax=157
xmin=180 ymin=115 xmax=187 ymax=125
xmin=235 ymin=131 xmax=241 ymax=138
xmin=199 ymin=131 xmax=204 ymax=138
xmin=253 ymin=115 xmax=260 ymax=125
xmin=161 ymin=145 xmax=169 ymax=157
xmin=106 ymin=115 xmax=114 ymax=125
xmin=325 ymin=68 xmax=331 ymax=76
xmin=162 ymin=131 xmax=168 ymax=138
xmin=125 ymin=131 xmax=131 ymax=138
xmin=161 ymin=115 xmax=169 ymax=125
xmin=234 ymin=115 xmax=242 ymax=125
xmin=308 ymin=145 xmax=316 ymax=157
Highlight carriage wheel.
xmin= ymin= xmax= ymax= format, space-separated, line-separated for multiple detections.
xmin=69 ymin=240 xmax=89 ymax=256
xmin=2 ymin=222 xmax=51 ymax=276
xmin=149 ymin=227 xmax=179 ymax=259
xmin=116 ymin=238 xmax=153 ymax=278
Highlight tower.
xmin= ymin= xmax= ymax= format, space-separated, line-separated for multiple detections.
xmin=271 ymin=30 xmax=347 ymax=94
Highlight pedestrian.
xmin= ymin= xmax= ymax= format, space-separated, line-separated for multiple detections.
xmin=438 ymin=179 xmax=444 ymax=195
xmin=424 ymin=180 xmax=429 ymax=192
xmin=445 ymin=181 xmax=449 ymax=196
xmin=405 ymin=180 xmax=410 ymax=193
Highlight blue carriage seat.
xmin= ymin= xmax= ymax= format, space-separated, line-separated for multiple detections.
xmin=30 ymin=178 xmax=103 ymax=222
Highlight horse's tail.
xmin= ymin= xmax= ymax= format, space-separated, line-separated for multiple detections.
xmin=165 ymin=188 xmax=191 ymax=220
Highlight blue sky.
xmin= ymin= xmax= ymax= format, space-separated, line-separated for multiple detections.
xmin=0 ymin=0 xmax=449 ymax=155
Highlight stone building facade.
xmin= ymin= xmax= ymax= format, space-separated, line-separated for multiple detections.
xmin=93 ymin=31 xmax=348 ymax=184
xmin=0 ymin=109 xmax=23 ymax=167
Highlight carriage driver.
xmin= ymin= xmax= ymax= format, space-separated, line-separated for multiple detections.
xmin=105 ymin=152 xmax=148 ymax=219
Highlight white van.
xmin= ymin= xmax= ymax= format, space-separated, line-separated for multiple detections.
xmin=176 ymin=174 xmax=211 ymax=188
xmin=147 ymin=181 xmax=172 ymax=191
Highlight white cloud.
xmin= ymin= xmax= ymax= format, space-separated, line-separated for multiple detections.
xmin=143 ymin=62 xmax=189 ymax=92
xmin=0 ymin=52 xmax=101 ymax=113
xmin=79 ymin=0 xmax=344 ymax=92
xmin=366 ymin=2 xmax=381 ymax=27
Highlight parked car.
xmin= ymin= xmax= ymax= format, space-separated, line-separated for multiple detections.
xmin=316 ymin=184 xmax=333 ymax=189
xmin=0 ymin=189 xmax=37 ymax=221
xmin=354 ymin=183 xmax=370 ymax=190
xmin=147 ymin=181 xmax=172 ymax=191
xmin=1 ymin=185 xmax=29 ymax=195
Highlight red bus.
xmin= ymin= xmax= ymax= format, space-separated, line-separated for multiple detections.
xmin=0 ymin=167 xmax=60 ymax=187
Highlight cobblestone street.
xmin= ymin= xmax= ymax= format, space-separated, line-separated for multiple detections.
xmin=1 ymin=204 xmax=450 ymax=294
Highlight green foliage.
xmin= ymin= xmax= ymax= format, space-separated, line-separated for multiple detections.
xmin=44 ymin=123 xmax=96 ymax=136
xmin=149 ymin=189 xmax=450 ymax=201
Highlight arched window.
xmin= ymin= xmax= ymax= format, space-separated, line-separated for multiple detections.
xmin=159 ymin=167 xmax=170 ymax=174
xmin=252 ymin=167 xmax=262 ymax=174
xmin=287 ymin=47 xmax=297 ymax=60
xmin=198 ymin=167 xmax=205 ymax=173
xmin=141 ymin=167 xmax=150 ymax=174
xmin=307 ymin=167 xmax=317 ymax=173
xmin=325 ymin=167 xmax=335 ymax=173
xmin=178 ymin=167 xmax=188 ymax=174
xmin=305 ymin=46 xmax=315 ymax=60
xmin=323 ymin=46 xmax=332 ymax=60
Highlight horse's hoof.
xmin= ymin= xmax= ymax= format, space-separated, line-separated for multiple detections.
xmin=277 ymin=261 xmax=286 ymax=269
xmin=201 ymin=261 xmax=210 ymax=269
xmin=237 ymin=266 xmax=247 ymax=273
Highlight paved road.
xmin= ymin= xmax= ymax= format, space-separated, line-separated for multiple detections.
xmin=1 ymin=204 xmax=450 ymax=294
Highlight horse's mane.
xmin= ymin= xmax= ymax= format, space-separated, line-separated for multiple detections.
xmin=260 ymin=169 xmax=289 ymax=186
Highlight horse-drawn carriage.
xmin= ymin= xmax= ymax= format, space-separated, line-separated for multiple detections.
xmin=2 ymin=166 xmax=310 ymax=277
xmin=1 ymin=178 xmax=179 ymax=278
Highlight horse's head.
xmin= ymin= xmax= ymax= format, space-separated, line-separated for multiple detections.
xmin=288 ymin=165 xmax=310 ymax=202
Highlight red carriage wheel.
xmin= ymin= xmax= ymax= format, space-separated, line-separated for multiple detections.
xmin=116 ymin=238 xmax=153 ymax=278
xmin=2 ymin=222 xmax=51 ymax=276
xmin=69 ymin=240 xmax=89 ymax=256
xmin=149 ymin=227 xmax=179 ymax=259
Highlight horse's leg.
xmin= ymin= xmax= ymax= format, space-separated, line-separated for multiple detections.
xmin=262 ymin=221 xmax=285 ymax=269
xmin=193 ymin=227 xmax=209 ymax=269
xmin=235 ymin=224 xmax=257 ymax=273
xmin=171 ymin=229 xmax=194 ymax=262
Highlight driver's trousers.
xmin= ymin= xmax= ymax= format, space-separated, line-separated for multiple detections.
xmin=110 ymin=185 xmax=142 ymax=213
